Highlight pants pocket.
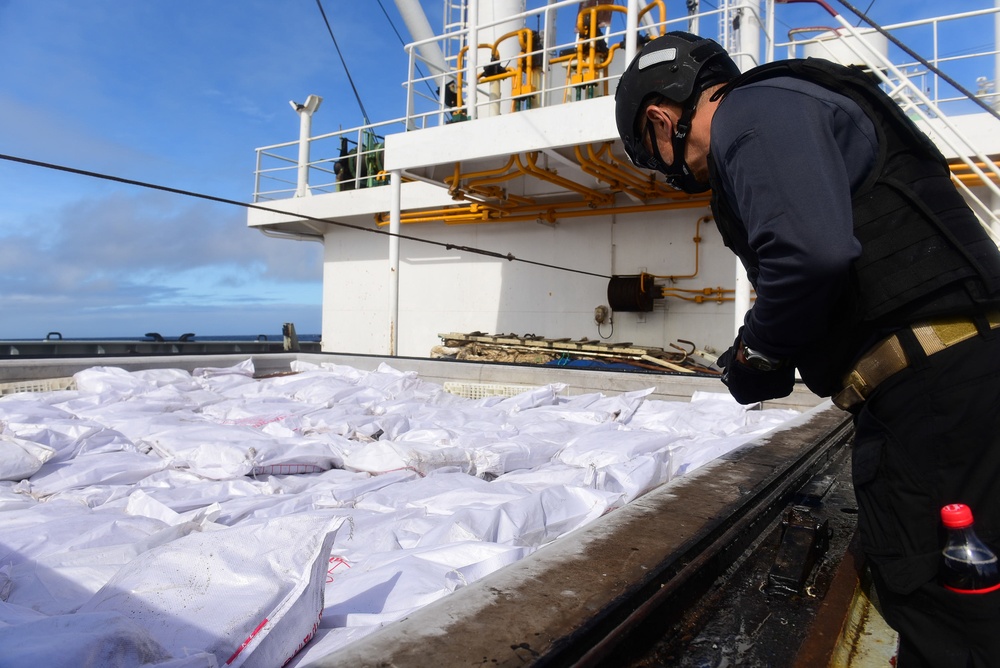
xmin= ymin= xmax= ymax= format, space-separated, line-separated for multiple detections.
xmin=888 ymin=581 xmax=1000 ymax=668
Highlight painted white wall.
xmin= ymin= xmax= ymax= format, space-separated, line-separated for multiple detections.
xmin=319 ymin=204 xmax=739 ymax=357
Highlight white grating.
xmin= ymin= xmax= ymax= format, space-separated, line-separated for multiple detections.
xmin=443 ymin=381 xmax=544 ymax=400
xmin=0 ymin=377 xmax=77 ymax=396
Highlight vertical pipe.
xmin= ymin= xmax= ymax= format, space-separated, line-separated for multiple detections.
xmin=625 ymin=0 xmax=639 ymax=67
xmin=994 ymin=1 xmax=1000 ymax=238
xmin=467 ymin=0 xmax=480 ymax=120
xmin=933 ymin=22 xmax=940 ymax=105
xmin=734 ymin=259 xmax=751 ymax=338
xmin=995 ymin=0 xmax=1000 ymax=112
xmin=542 ymin=0 xmax=557 ymax=107
xmin=405 ymin=46 xmax=418 ymax=130
xmin=389 ymin=170 xmax=402 ymax=355
xmin=735 ymin=0 xmax=762 ymax=70
xmin=719 ymin=0 xmax=729 ymax=56
xmin=765 ymin=0 xmax=775 ymax=64
xmin=293 ymin=98 xmax=321 ymax=196
xmin=254 ymin=149 xmax=263 ymax=203
xmin=295 ymin=109 xmax=312 ymax=198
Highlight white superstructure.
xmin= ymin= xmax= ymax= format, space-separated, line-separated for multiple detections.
xmin=248 ymin=1 xmax=1000 ymax=358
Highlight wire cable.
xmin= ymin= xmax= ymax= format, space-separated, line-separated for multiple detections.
xmin=836 ymin=0 xmax=1000 ymax=123
xmin=0 ymin=152 xmax=612 ymax=280
xmin=854 ymin=0 xmax=876 ymax=27
xmin=315 ymin=0 xmax=371 ymax=125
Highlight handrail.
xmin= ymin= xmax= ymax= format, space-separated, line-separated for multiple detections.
xmin=779 ymin=0 xmax=1000 ymax=237
xmin=254 ymin=0 xmax=1000 ymax=232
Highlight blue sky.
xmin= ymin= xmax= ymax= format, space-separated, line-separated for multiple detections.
xmin=0 ymin=0 xmax=994 ymax=339
xmin=0 ymin=0 xmax=430 ymax=339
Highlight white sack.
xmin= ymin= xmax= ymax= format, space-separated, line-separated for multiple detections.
xmin=25 ymin=451 xmax=168 ymax=497
xmin=557 ymin=425 xmax=680 ymax=468
xmin=5 ymin=520 xmax=208 ymax=615
xmin=0 ymin=611 xmax=173 ymax=668
xmin=470 ymin=435 xmax=564 ymax=478
xmin=319 ymin=542 xmax=529 ymax=629
xmin=0 ymin=433 xmax=55 ymax=481
xmin=342 ymin=440 xmax=474 ymax=476
xmin=416 ymin=484 xmax=622 ymax=548
xmin=79 ymin=513 xmax=345 ymax=668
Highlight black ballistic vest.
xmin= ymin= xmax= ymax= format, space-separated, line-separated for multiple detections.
xmin=709 ymin=59 xmax=1000 ymax=396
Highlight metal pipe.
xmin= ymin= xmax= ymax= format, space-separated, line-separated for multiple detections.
xmin=734 ymin=260 xmax=751 ymax=338
xmin=467 ymin=0 xmax=480 ymax=120
xmin=291 ymin=95 xmax=322 ymax=197
xmin=649 ymin=215 xmax=709 ymax=281
xmin=393 ymin=0 xmax=450 ymax=77
xmin=516 ymin=152 xmax=616 ymax=205
xmin=625 ymin=0 xmax=639 ymax=67
xmin=579 ymin=144 xmax=661 ymax=197
xmin=446 ymin=155 xmax=519 ymax=192
xmin=389 ymin=170 xmax=402 ymax=356
xmin=375 ymin=196 xmax=710 ymax=226
xmin=455 ymin=44 xmax=499 ymax=113
xmin=993 ymin=0 xmax=1000 ymax=240
xmin=575 ymin=146 xmax=655 ymax=200
xmin=765 ymin=0 xmax=775 ymax=63
xmin=542 ymin=1 xmax=557 ymax=107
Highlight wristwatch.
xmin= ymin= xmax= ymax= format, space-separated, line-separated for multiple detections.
xmin=741 ymin=344 xmax=783 ymax=372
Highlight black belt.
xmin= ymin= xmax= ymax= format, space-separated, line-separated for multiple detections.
xmin=832 ymin=312 xmax=1000 ymax=411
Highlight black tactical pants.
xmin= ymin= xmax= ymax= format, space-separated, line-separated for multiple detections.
xmin=852 ymin=324 xmax=1000 ymax=667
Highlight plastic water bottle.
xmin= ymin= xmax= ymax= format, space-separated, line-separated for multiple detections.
xmin=940 ymin=504 xmax=1000 ymax=593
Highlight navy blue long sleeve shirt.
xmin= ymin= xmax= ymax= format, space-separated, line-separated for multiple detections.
xmin=709 ymin=76 xmax=879 ymax=359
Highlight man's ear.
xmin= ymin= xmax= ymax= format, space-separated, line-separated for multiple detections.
xmin=645 ymin=104 xmax=672 ymax=134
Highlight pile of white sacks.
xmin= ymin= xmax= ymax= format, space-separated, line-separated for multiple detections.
xmin=0 ymin=359 xmax=799 ymax=667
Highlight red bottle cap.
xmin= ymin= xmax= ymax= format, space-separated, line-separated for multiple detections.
xmin=942 ymin=503 xmax=974 ymax=528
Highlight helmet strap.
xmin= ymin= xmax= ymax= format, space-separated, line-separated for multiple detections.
xmin=668 ymin=102 xmax=696 ymax=176
xmin=643 ymin=98 xmax=708 ymax=193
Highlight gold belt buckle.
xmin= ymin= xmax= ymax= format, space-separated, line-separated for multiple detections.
xmin=833 ymin=369 xmax=870 ymax=410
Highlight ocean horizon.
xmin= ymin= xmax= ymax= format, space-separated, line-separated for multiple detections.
xmin=0 ymin=334 xmax=322 ymax=343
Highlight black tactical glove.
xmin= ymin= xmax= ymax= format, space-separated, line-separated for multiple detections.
xmin=717 ymin=330 xmax=795 ymax=405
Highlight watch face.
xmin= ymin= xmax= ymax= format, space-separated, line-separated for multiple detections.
xmin=742 ymin=346 xmax=775 ymax=372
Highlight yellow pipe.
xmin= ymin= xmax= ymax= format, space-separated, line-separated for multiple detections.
xmin=457 ymin=157 xmax=521 ymax=188
xmin=445 ymin=155 xmax=519 ymax=192
xmin=638 ymin=0 xmax=667 ymax=35
xmin=374 ymin=195 xmax=710 ymax=226
xmin=952 ymin=172 xmax=1000 ymax=185
xmin=512 ymin=29 xmax=542 ymax=108
xmin=662 ymin=285 xmax=745 ymax=304
xmin=445 ymin=197 xmax=710 ymax=223
xmin=575 ymin=144 xmax=660 ymax=199
xmin=376 ymin=197 xmax=597 ymax=226
xmin=649 ymin=215 xmax=711 ymax=281
xmin=596 ymin=143 xmax=666 ymax=190
xmin=455 ymin=43 xmax=501 ymax=110
xmin=663 ymin=286 xmax=735 ymax=295
xmin=594 ymin=152 xmax=663 ymax=197
xmin=516 ymin=152 xmax=616 ymax=206
xmin=949 ymin=158 xmax=1000 ymax=185
xmin=573 ymin=148 xmax=642 ymax=198
xmin=576 ymin=142 xmax=701 ymax=204
xmin=467 ymin=185 xmax=535 ymax=205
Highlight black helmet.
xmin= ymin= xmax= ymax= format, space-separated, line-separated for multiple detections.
xmin=615 ymin=32 xmax=739 ymax=180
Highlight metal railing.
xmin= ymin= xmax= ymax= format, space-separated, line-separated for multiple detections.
xmin=774 ymin=3 xmax=1000 ymax=238
xmin=253 ymin=119 xmax=407 ymax=202
xmin=253 ymin=1 xmax=1000 ymax=212
xmin=777 ymin=6 xmax=1000 ymax=117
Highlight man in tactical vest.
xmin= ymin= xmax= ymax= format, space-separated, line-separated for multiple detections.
xmin=615 ymin=31 xmax=1000 ymax=667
